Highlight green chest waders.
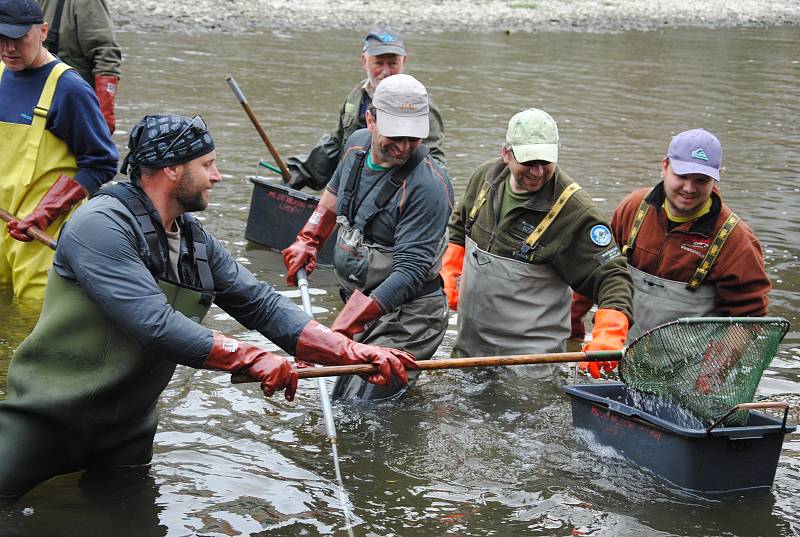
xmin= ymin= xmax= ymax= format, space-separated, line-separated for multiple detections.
xmin=0 ymin=273 xmax=211 ymax=499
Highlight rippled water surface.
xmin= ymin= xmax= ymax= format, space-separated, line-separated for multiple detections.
xmin=1 ymin=27 xmax=799 ymax=536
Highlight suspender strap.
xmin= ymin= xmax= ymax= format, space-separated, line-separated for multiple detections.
xmin=622 ymin=193 xmax=652 ymax=257
xmin=686 ymin=212 xmax=740 ymax=291
xmin=341 ymin=150 xmax=367 ymax=225
xmin=465 ymin=182 xmax=492 ymax=236
xmin=43 ymin=0 xmax=67 ymax=54
xmin=186 ymin=220 xmax=216 ymax=303
xmin=523 ymin=182 xmax=582 ymax=253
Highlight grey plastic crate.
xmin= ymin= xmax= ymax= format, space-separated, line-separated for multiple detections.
xmin=562 ymin=382 xmax=795 ymax=494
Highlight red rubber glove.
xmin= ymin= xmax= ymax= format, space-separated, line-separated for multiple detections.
xmin=578 ymin=308 xmax=629 ymax=379
xmin=204 ymin=333 xmax=298 ymax=400
xmin=570 ymin=292 xmax=594 ymax=341
xmin=331 ymin=289 xmax=384 ymax=338
xmin=94 ymin=75 xmax=118 ymax=134
xmin=440 ymin=243 xmax=464 ymax=311
xmin=295 ymin=320 xmax=417 ymax=386
xmin=8 ymin=175 xmax=86 ymax=242
xmin=282 ymin=205 xmax=337 ymax=286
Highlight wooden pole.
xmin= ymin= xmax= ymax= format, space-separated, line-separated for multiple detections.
xmin=226 ymin=76 xmax=292 ymax=183
xmin=0 ymin=207 xmax=57 ymax=250
xmin=231 ymin=350 xmax=623 ymax=384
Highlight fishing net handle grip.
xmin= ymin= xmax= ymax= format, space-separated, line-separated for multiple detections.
xmin=706 ymin=401 xmax=790 ymax=433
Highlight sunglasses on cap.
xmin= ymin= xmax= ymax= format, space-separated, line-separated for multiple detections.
xmin=158 ymin=115 xmax=208 ymax=159
xmin=511 ymin=149 xmax=551 ymax=168
xmin=386 ymin=135 xmax=421 ymax=143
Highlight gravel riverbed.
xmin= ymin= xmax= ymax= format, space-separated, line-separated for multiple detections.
xmin=111 ymin=0 xmax=800 ymax=34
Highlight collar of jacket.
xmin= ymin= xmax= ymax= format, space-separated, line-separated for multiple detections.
xmin=644 ymin=181 xmax=723 ymax=236
xmin=484 ymin=157 xmax=570 ymax=212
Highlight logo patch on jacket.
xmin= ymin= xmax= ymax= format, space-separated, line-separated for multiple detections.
xmin=680 ymin=238 xmax=712 ymax=258
xmin=589 ymin=225 xmax=612 ymax=247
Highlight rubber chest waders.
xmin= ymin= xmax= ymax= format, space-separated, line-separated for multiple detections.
xmin=0 ymin=188 xmax=214 ymax=498
xmin=0 ymin=62 xmax=79 ymax=299
xmin=622 ymin=197 xmax=739 ymax=342
xmin=331 ymin=146 xmax=448 ymax=401
xmin=454 ymin=183 xmax=582 ymax=379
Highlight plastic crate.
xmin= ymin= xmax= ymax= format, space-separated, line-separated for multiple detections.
xmin=562 ymin=382 xmax=795 ymax=494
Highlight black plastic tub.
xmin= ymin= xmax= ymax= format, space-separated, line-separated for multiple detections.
xmin=562 ymin=382 xmax=796 ymax=494
xmin=245 ymin=177 xmax=336 ymax=265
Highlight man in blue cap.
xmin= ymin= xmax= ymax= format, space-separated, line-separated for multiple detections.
xmin=572 ymin=128 xmax=771 ymax=377
xmin=0 ymin=114 xmax=416 ymax=499
xmin=0 ymin=0 xmax=117 ymax=299
xmin=285 ymin=28 xmax=446 ymax=191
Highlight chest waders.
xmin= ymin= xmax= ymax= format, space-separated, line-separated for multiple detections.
xmin=330 ymin=146 xmax=449 ymax=402
xmin=0 ymin=62 xmax=79 ymax=299
xmin=454 ymin=183 xmax=581 ymax=379
xmin=0 ymin=186 xmax=214 ymax=499
xmin=623 ymin=198 xmax=739 ymax=342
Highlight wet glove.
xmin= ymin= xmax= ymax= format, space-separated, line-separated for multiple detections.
xmin=570 ymin=292 xmax=594 ymax=341
xmin=94 ymin=75 xmax=118 ymax=134
xmin=296 ymin=320 xmax=417 ymax=386
xmin=8 ymin=175 xmax=86 ymax=242
xmin=578 ymin=308 xmax=629 ymax=379
xmin=286 ymin=169 xmax=310 ymax=191
xmin=282 ymin=205 xmax=337 ymax=286
xmin=204 ymin=332 xmax=298 ymax=400
xmin=440 ymin=242 xmax=465 ymax=311
xmin=331 ymin=289 xmax=384 ymax=338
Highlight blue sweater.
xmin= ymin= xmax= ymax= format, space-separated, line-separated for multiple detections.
xmin=0 ymin=60 xmax=118 ymax=192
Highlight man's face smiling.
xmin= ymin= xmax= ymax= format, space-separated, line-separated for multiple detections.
xmin=366 ymin=110 xmax=421 ymax=167
xmin=175 ymin=151 xmax=220 ymax=212
xmin=0 ymin=23 xmax=48 ymax=71
xmin=661 ymin=158 xmax=715 ymax=218
xmin=502 ymin=146 xmax=556 ymax=194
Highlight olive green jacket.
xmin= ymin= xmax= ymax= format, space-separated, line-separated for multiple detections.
xmin=39 ymin=0 xmax=121 ymax=84
xmin=287 ymin=79 xmax=446 ymax=190
xmin=448 ymin=157 xmax=633 ymax=320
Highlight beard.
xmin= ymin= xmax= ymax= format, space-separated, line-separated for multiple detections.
xmin=175 ymin=168 xmax=208 ymax=213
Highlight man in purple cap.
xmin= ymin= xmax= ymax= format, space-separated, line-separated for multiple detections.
xmin=573 ymin=128 xmax=771 ymax=373
xmin=0 ymin=0 xmax=117 ymax=300
xmin=285 ymin=28 xmax=446 ymax=191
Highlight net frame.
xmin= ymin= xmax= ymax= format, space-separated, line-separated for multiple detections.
xmin=619 ymin=317 xmax=790 ymax=426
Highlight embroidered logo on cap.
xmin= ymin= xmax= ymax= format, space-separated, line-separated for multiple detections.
xmin=377 ymin=32 xmax=396 ymax=43
xmin=589 ymin=224 xmax=612 ymax=247
xmin=399 ymin=102 xmax=417 ymax=112
xmin=691 ymin=148 xmax=709 ymax=161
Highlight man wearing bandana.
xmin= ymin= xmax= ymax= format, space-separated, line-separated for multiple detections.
xmin=285 ymin=28 xmax=446 ymax=191
xmin=0 ymin=114 xmax=416 ymax=499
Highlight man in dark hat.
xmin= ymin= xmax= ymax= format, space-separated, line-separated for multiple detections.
xmin=0 ymin=114 xmax=416 ymax=499
xmin=285 ymin=28 xmax=446 ymax=191
xmin=0 ymin=0 xmax=117 ymax=299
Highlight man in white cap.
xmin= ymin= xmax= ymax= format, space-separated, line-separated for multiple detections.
xmin=285 ymin=28 xmax=446 ymax=191
xmin=283 ymin=73 xmax=454 ymax=401
xmin=572 ymin=128 xmax=770 ymax=376
xmin=441 ymin=108 xmax=633 ymax=377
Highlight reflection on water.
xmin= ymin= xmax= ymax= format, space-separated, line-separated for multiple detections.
xmin=1 ymin=26 xmax=799 ymax=536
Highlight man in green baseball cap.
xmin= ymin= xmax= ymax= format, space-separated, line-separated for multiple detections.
xmin=441 ymin=108 xmax=633 ymax=376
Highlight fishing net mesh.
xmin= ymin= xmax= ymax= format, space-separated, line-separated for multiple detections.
xmin=619 ymin=318 xmax=790 ymax=426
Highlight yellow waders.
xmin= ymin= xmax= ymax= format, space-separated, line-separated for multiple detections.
xmin=0 ymin=62 xmax=78 ymax=300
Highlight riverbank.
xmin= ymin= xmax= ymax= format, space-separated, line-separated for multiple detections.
xmin=111 ymin=0 xmax=800 ymax=34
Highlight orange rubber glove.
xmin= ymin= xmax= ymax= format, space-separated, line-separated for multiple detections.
xmin=578 ymin=308 xmax=629 ymax=379
xmin=570 ymin=291 xmax=594 ymax=341
xmin=282 ymin=205 xmax=337 ymax=286
xmin=94 ymin=75 xmax=118 ymax=134
xmin=296 ymin=320 xmax=417 ymax=386
xmin=440 ymin=242 xmax=465 ymax=311
xmin=331 ymin=289 xmax=384 ymax=339
xmin=203 ymin=333 xmax=298 ymax=400
xmin=8 ymin=175 xmax=86 ymax=242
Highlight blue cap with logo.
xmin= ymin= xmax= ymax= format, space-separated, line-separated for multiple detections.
xmin=363 ymin=29 xmax=405 ymax=56
xmin=0 ymin=0 xmax=44 ymax=39
xmin=667 ymin=128 xmax=722 ymax=181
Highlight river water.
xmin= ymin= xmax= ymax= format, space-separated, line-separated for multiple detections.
xmin=1 ymin=26 xmax=799 ymax=536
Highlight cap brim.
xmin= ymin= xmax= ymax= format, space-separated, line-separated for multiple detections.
xmin=512 ymin=144 xmax=558 ymax=164
xmin=364 ymin=44 xmax=405 ymax=56
xmin=376 ymin=112 xmax=429 ymax=139
xmin=670 ymin=159 xmax=720 ymax=181
xmin=0 ymin=22 xmax=32 ymax=39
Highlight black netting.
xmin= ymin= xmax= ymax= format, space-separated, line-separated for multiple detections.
xmin=620 ymin=318 xmax=790 ymax=426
